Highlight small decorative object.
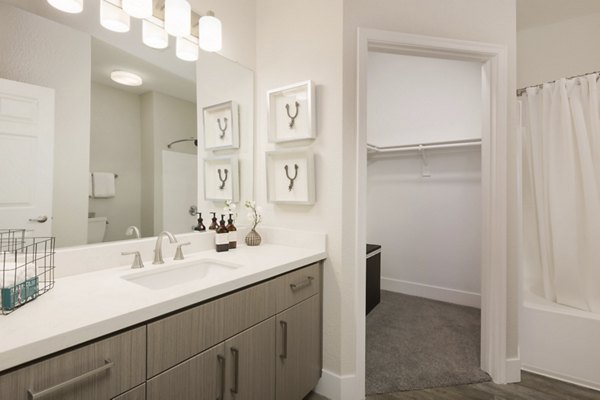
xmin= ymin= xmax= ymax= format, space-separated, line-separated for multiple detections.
xmin=266 ymin=149 xmax=316 ymax=205
xmin=204 ymin=157 xmax=239 ymax=202
xmin=267 ymin=80 xmax=316 ymax=143
xmin=203 ymin=101 xmax=240 ymax=150
xmin=244 ymin=200 xmax=263 ymax=246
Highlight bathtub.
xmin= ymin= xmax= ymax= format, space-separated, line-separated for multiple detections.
xmin=520 ymin=285 xmax=600 ymax=390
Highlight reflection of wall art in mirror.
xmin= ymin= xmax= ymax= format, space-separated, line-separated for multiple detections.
xmin=204 ymin=156 xmax=239 ymax=202
xmin=203 ymin=101 xmax=240 ymax=150
xmin=267 ymin=81 xmax=316 ymax=143
xmin=266 ymin=149 xmax=315 ymax=205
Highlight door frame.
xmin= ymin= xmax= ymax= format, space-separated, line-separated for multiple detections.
xmin=354 ymin=28 xmax=513 ymax=395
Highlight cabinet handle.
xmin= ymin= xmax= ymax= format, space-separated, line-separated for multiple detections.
xmin=217 ymin=354 xmax=226 ymax=400
xmin=230 ymin=347 xmax=239 ymax=394
xmin=280 ymin=320 xmax=288 ymax=359
xmin=27 ymin=359 xmax=113 ymax=400
xmin=290 ymin=276 xmax=314 ymax=292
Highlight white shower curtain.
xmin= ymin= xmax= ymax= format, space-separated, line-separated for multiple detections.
xmin=522 ymin=74 xmax=600 ymax=313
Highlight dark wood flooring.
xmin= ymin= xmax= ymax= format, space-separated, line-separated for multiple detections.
xmin=306 ymin=372 xmax=600 ymax=399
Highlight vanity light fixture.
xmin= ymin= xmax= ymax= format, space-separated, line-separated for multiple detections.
xmin=165 ymin=0 xmax=191 ymax=37
xmin=142 ymin=20 xmax=169 ymax=49
xmin=47 ymin=0 xmax=83 ymax=13
xmin=122 ymin=0 xmax=152 ymax=19
xmin=111 ymin=70 xmax=143 ymax=86
xmin=198 ymin=11 xmax=222 ymax=52
xmin=176 ymin=37 xmax=198 ymax=62
xmin=100 ymin=0 xmax=131 ymax=33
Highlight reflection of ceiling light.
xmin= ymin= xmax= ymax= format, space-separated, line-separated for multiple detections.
xmin=47 ymin=0 xmax=83 ymax=14
xmin=143 ymin=20 xmax=169 ymax=49
xmin=199 ymin=11 xmax=222 ymax=52
xmin=122 ymin=0 xmax=152 ymax=19
xmin=165 ymin=0 xmax=191 ymax=37
xmin=111 ymin=71 xmax=143 ymax=86
xmin=176 ymin=37 xmax=198 ymax=62
xmin=100 ymin=0 xmax=130 ymax=33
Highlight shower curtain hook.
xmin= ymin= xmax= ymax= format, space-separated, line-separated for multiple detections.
xmin=419 ymin=145 xmax=431 ymax=178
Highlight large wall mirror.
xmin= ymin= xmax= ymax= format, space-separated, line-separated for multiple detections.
xmin=0 ymin=0 xmax=254 ymax=248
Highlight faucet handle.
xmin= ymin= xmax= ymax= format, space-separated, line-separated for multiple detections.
xmin=174 ymin=242 xmax=191 ymax=261
xmin=122 ymin=251 xmax=144 ymax=269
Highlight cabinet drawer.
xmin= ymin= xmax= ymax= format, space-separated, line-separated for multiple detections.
xmin=276 ymin=263 xmax=320 ymax=312
xmin=0 ymin=327 xmax=146 ymax=400
xmin=147 ymin=299 xmax=223 ymax=378
xmin=112 ymin=384 xmax=145 ymax=400
xmin=222 ymin=280 xmax=277 ymax=339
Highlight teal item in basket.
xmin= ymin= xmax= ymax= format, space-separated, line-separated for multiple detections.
xmin=1 ymin=276 xmax=39 ymax=312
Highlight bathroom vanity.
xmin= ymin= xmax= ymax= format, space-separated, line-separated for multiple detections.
xmin=0 ymin=228 xmax=326 ymax=400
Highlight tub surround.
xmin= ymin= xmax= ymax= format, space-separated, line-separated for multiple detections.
xmin=0 ymin=227 xmax=327 ymax=372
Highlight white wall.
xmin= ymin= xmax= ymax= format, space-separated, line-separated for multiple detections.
xmin=89 ymin=82 xmax=142 ymax=242
xmin=518 ymin=12 xmax=600 ymax=88
xmin=0 ymin=3 xmax=91 ymax=247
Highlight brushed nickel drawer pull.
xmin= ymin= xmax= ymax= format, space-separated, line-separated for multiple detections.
xmin=280 ymin=320 xmax=288 ymax=359
xmin=290 ymin=276 xmax=314 ymax=292
xmin=27 ymin=359 xmax=113 ymax=400
xmin=230 ymin=347 xmax=239 ymax=394
xmin=217 ymin=354 xmax=226 ymax=400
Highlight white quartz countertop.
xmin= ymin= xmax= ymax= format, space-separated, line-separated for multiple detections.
xmin=0 ymin=242 xmax=326 ymax=371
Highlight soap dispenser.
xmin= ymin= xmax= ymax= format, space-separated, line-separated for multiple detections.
xmin=226 ymin=213 xmax=237 ymax=249
xmin=209 ymin=212 xmax=218 ymax=230
xmin=194 ymin=213 xmax=206 ymax=232
xmin=216 ymin=215 xmax=229 ymax=252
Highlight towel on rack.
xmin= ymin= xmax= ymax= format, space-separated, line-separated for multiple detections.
xmin=91 ymin=172 xmax=116 ymax=198
xmin=89 ymin=173 xmax=93 ymax=198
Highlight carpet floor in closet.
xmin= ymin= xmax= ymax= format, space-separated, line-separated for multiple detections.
xmin=366 ymin=290 xmax=490 ymax=394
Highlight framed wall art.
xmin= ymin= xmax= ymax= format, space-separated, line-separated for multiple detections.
xmin=266 ymin=149 xmax=315 ymax=205
xmin=204 ymin=156 xmax=240 ymax=202
xmin=267 ymin=80 xmax=316 ymax=143
xmin=203 ymin=101 xmax=240 ymax=150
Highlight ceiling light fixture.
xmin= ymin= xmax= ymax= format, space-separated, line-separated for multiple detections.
xmin=176 ymin=37 xmax=198 ymax=62
xmin=198 ymin=11 xmax=222 ymax=52
xmin=165 ymin=0 xmax=191 ymax=37
xmin=111 ymin=70 xmax=143 ymax=86
xmin=47 ymin=0 xmax=83 ymax=14
xmin=142 ymin=20 xmax=169 ymax=49
xmin=100 ymin=0 xmax=131 ymax=33
xmin=122 ymin=0 xmax=152 ymax=19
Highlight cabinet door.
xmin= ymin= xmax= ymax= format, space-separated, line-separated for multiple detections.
xmin=111 ymin=384 xmax=145 ymax=400
xmin=147 ymin=343 xmax=226 ymax=400
xmin=276 ymin=295 xmax=321 ymax=400
xmin=225 ymin=317 xmax=276 ymax=400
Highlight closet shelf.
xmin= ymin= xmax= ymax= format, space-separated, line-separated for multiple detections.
xmin=367 ymin=139 xmax=481 ymax=154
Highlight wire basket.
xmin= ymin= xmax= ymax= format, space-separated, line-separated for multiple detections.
xmin=0 ymin=229 xmax=55 ymax=315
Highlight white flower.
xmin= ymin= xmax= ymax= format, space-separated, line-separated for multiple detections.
xmin=247 ymin=212 xmax=255 ymax=222
xmin=256 ymin=206 xmax=264 ymax=214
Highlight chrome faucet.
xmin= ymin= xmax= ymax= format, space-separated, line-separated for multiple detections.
xmin=153 ymin=231 xmax=178 ymax=264
xmin=125 ymin=225 xmax=141 ymax=239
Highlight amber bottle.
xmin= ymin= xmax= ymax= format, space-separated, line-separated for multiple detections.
xmin=209 ymin=212 xmax=218 ymax=230
xmin=226 ymin=213 xmax=237 ymax=249
xmin=216 ymin=215 xmax=230 ymax=252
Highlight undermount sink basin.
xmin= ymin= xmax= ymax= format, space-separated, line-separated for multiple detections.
xmin=122 ymin=259 xmax=241 ymax=290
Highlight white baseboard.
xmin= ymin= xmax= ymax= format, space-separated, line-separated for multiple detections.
xmin=315 ymin=369 xmax=362 ymax=400
xmin=381 ymin=277 xmax=481 ymax=308
xmin=505 ymin=357 xmax=521 ymax=383
xmin=522 ymin=364 xmax=600 ymax=392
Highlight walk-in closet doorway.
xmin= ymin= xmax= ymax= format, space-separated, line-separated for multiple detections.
xmin=352 ymin=30 xmax=514 ymax=398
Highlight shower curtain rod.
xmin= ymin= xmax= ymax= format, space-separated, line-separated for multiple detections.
xmin=167 ymin=138 xmax=198 ymax=149
xmin=367 ymin=138 xmax=481 ymax=153
xmin=517 ymin=70 xmax=600 ymax=97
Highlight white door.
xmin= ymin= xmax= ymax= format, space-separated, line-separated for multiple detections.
xmin=0 ymin=78 xmax=54 ymax=237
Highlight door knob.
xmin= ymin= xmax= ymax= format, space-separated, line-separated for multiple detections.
xmin=29 ymin=216 xmax=48 ymax=223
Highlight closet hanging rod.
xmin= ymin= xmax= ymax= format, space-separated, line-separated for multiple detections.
xmin=367 ymin=139 xmax=481 ymax=153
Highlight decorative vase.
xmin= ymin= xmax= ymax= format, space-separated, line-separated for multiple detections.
xmin=245 ymin=228 xmax=261 ymax=246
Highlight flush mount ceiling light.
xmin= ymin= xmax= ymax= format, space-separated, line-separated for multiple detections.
xmin=199 ymin=11 xmax=222 ymax=52
xmin=47 ymin=0 xmax=83 ymax=13
xmin=111 ymin=70 xmax=143 ymax=86
xmin=142 ymin=20 xmax=169 ymax=49
xmin=100 ymin=0 xmax=130 ymax=33
xmin=122 ymin=0 xmax=152 ymax=19
xmin=165 ymin=0 xmax=191 ymax=37
xmin=176 ymin=37 xmax=198 ymax=62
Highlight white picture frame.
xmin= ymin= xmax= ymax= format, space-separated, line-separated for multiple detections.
xmin=203 ymin=101 xmax=240 ymax=150
xmin=266 ymin=149 xmax=315 ymax=205
xmin=267 ymin=80 xmax=316 ymax=143
xmin=204 ymin=156 xmax=240 ymax=202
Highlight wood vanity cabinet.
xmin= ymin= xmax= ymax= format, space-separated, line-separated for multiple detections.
xmin=0 ymin=262 xmax=322 ymax=400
